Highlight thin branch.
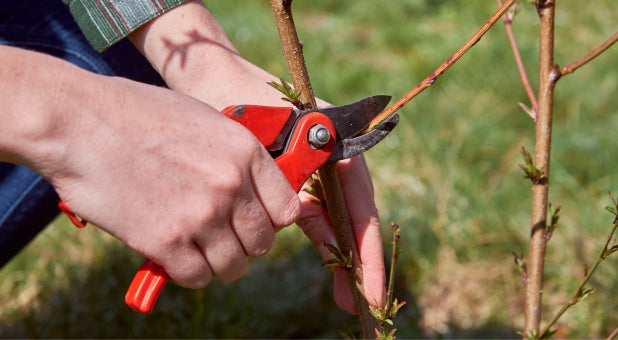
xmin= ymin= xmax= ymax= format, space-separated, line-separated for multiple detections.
xmin=269 ymin=1 xmax=378 ymax=337
xmin=540 ymin=221 xmax=618 ymax=338
xmin=363 ymin=0 xmax=519 ymax=133
xmin=524 ymin=0 xmax=556 ymax=336
xmin=497 ymin=0 xmax=539 ymax=119
xmin=560 ymin=31 xmax=618 ymax=77
xmin=386 ymin=223 xmax=401 ymax=309
xmin=608 ymin=327 xmax=618 ymax=340
xmin=269 ymin=0 xmax=316 ymax=108
xmin=372 ymin=223 xmax=404 ymax=339
xmin=318 ymin=162 xmax=378 ymax=339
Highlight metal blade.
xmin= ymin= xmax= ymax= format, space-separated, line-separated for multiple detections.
xmin=316 ymin=95 xmax=391 ymax=139
xmin=329 ymin=113 xmax=400 ymax=162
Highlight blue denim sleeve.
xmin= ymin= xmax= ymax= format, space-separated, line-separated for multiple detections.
xmin=0 ymin=0 xmax=165 ymax=267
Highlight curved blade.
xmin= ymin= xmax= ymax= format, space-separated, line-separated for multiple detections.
xmin=329 ymin=114 xmax=400 ymax=162
xmin=317 ymin=95 xmax=391 ymax=139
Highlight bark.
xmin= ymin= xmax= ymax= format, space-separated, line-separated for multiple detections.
xmin=524 ymin=0 xmax=556 ymax=335
xmin=269 ymin=0 xmax=378 ymax=337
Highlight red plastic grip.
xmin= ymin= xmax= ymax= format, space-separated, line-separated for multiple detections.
xmin=125 ymin=112 xmax=336 ymax=314
xmin=125 ymin=259 xmax=169 ymax=313
xmin=272 ymin=112 xmax=335 ymax=191
xmin=58 ymin=200 xmax=88 ymax=228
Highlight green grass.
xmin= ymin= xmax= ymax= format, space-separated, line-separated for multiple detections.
xmin=1 ymin=1 xmax=617 ymax=338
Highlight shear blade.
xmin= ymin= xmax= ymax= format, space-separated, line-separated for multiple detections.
xmin=318 ymin=95 xmax=392 ymax=139
xmin=329 ymin=114 xmax=400 ymax=162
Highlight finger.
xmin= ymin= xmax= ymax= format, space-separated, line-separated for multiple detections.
xmin=297 ymin=187 xmax=337 ymax=259
xmin=337 ymin=156 xmax=386 ymax=308
xmin=333 ymin=268 xmax=357 ymax=314
xmin=297 ymin=187 xmax=357 ymax=313
xmin=148 ymin=240 xmax=214 ymax=289
xmin=198 ymin=222 xmax=248 ymax=282
xmin=230 ymin=190 xmax=275 ymax=257
xmin=357 ymin=223 xmax=386 ymax=308
xmin=337 ymin=156 xmax=376 ymax=224
xmin=250 ymin=146 xmax=301 ymax=228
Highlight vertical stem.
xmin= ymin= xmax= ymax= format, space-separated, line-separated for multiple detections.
xmin=269 ymin=1 xmax=378 ymax=337
xmin=319 ymin=162 xmax=377 ymax=339
xmin=525 ymin=0 xmax=556 ymax=336
xmin=269 ymin=0 xmax=316 ymax=108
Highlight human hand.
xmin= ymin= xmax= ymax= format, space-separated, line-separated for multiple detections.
xmin=34 ymin=71 xmax=300 ymax=289
xmin=127 ymin=0 xmax=385 ymax=310
xmin=296 ymin=156 xmax=386 ymax=314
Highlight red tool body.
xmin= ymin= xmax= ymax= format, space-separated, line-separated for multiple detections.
xmin=59 ymin=95 xmax=399 ymax=314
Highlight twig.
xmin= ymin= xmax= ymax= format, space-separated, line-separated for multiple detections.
xmin=369 ymin=223 xmax=405 ymax=339
xmin=269 ymin=1 xmax=378 ymax=337
xmin=386 ymin=223 xmax=400 ymax=309
xmin=497 ymin=0 xmax=539 ymax=119
xmin=363 ymin=0 xmax=518 ymax=133
xmin=559 ymin=31 xmax=618 ymax=77
xmin=524 ymin=0 xmax=556 ymax=336
xmin=539 ymin=220 xmax=618 ymax=338
xmin=608 ymin=327 xmax=618 ymax=340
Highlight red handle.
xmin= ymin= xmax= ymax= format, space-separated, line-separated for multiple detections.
xmin=125 ymin=111 xmax=336 ymax=314
xmin=270 ymin=111 xmax=335 ymax=191
xmin=125 ymin=259 xmax=169 ymax=313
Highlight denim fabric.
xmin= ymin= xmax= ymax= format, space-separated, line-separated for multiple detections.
xmin=0 ymin=0 xmax=165 ymax=267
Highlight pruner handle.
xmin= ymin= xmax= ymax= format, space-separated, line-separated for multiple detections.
xmin=125 ymin=259 xmax=169 ymax=313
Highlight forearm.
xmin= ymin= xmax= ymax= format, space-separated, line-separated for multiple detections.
xmin=128 ymin=0 xmax=295 ymax=109
xmin=0 ymin=46 xmax=74 ymax=169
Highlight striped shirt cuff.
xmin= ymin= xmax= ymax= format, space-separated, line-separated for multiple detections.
xmin=64 ymin=0 xmax=190 ymax=52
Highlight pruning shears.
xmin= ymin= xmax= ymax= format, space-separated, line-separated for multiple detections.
xmin=58 ymin=95 xmax=399 ymax=313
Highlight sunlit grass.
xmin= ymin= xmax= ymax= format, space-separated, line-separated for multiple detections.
xmin=1 ymin=1 xmax=616 ymax=338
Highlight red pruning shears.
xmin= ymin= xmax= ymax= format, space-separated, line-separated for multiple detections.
xmin=58 ymin=95 xmax=399 ymax=313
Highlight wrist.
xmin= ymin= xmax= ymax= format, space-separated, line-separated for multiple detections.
xmin=128 ymin=0 xmax=289 ymax=110
xmin=128 ymin=1 xmax=234 ymax=99
xmin=0 ymin=46 xmax=102 ymax=180
xmin=0 ymin=47 xmax=65 ymax=166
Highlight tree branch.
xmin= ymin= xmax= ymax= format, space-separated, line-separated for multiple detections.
xmin=560 ymin=31 xmax=618 ymax=77
xmin=524 ymin=0 xmax=556 ymax=336
xmin=269 ymin=0 xmax=316 ymax=109
xmin=269 ymin=1 xmax=378 ymax=337
xmin=540 ymin=219 xmax=618 ymax=338
xmin=363 ymin=0 xmax=519 ymax=133
xmin=497 ymin=0 xmax=539 ymax=119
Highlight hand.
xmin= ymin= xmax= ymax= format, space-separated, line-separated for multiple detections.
xmin=127 ymin=0 xmax=385 ymax=309
xmin=35 ymin=71 xmax=300 ymax=289
xmin=296 ymin=156 xmax=386 ymax=314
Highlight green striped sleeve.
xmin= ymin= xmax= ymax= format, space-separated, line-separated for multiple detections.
xmin=63 ymin=0 xmax=190 ymax=52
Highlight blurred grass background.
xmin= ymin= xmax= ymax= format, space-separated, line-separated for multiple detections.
xmin=1 ymin=0 xmax=616 ymax=338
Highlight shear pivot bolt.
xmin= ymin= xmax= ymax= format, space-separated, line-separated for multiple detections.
xmin=308 ymin=124 xmax=330 ymax=149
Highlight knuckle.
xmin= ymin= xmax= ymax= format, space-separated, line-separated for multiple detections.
xmin=218 ymin=256 xmax=248 ymax=282
xmin=244 ymin=226 xmax=275 ymax=257
xmin=158 ymin=227 xmax=188 ymax=251
xmin=295 ymin=213 xmax=329 ymax=249
xmin=214 ymin=166 xmax=246 ymax=197
xmin=186 ymin=269 xmax=213 ymax=289
xmin=166 ymin=254 xmax=213 ymax=289
xmin=277 ymin=196 xmax=301 ymax=227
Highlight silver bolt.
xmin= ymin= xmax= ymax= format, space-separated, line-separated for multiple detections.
xmin=308 ymin=124 xmax=330 ymax=149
